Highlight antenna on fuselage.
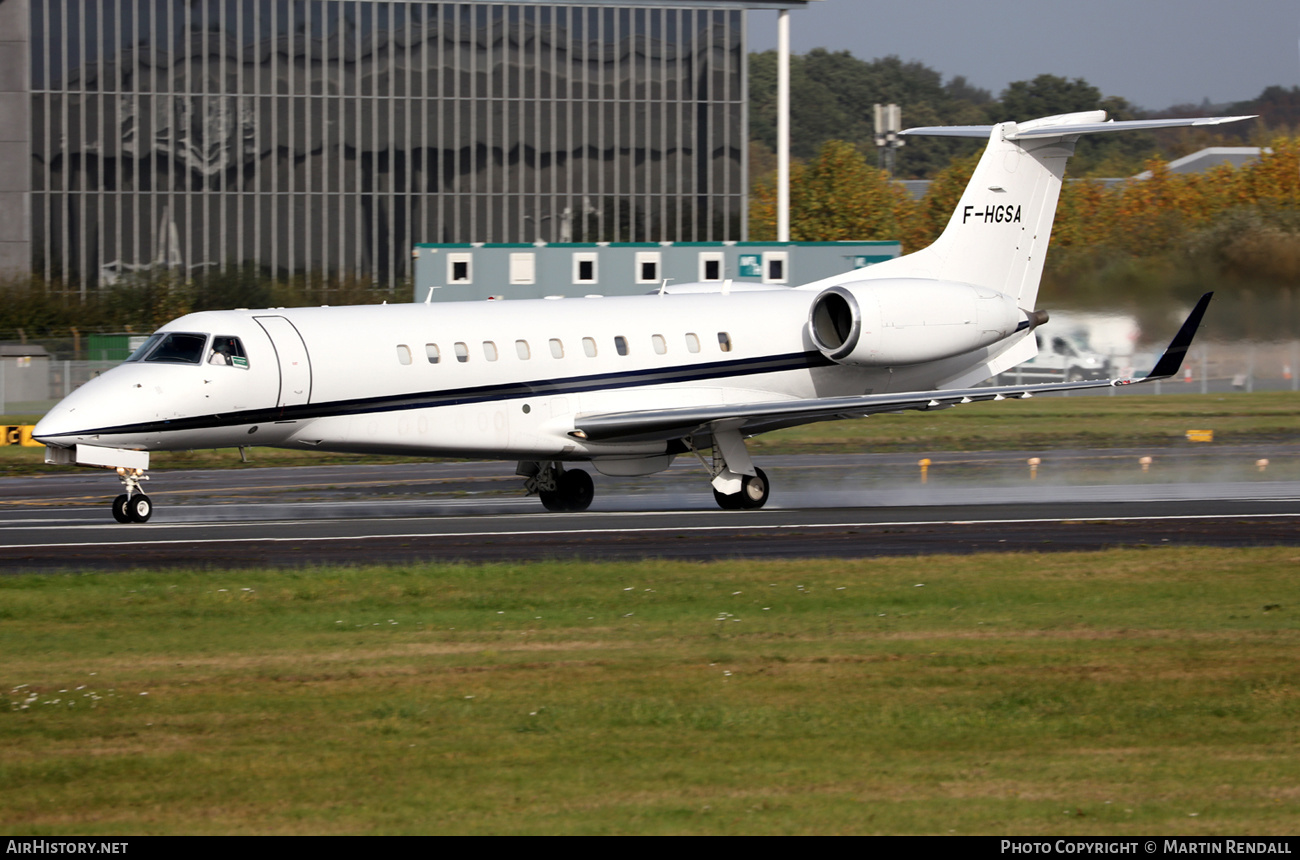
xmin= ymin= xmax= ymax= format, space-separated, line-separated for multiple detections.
xmin=658 ymin=278 xmax=673 ymax=296
xmin=722 ymin=278 xmax=732 ymax=296
xmin=425 ymin=287 xmax=439 ymax=304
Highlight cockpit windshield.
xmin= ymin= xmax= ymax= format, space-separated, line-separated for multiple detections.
xmin=125 ymin=332 xmax=209 ymax=365
xmin=124 ymin=334 xmax=164 ymax=362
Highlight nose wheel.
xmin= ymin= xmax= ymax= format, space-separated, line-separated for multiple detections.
xmin=112 ymin=493 xmax=153 ymax=523
xmin=110 ymin=467 xmax=153 ymax=524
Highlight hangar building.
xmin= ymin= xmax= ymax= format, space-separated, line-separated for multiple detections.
xmin=0 ymin=0 xmax=808 ymax=295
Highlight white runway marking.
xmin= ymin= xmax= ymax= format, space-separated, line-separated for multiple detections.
xmin=3 ymin=511 xmax=1298 ymax=551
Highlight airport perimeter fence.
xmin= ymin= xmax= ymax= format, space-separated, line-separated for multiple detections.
xmin=1 ymin=341 xmax=1298 ymax=420
xmin=994 ymin=341 xmax=1300 ymax=396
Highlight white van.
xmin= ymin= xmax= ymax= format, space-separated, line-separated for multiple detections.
xmin=1004 ymin=331 xmax=1111 ymax=382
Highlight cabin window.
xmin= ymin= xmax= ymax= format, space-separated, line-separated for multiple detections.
xmin=483 ymin=341 xmax=499 ymax=361
xmin=582 ymin=337 xmax=598 ymax=357
xmin=651 ymin=334 xmax=667 ymax=355
xmin=717 ymin=332 xmax=732 ymax=352
xmin=549 ymin=338 xmax=564 ymax=359
xmin=136 ymin=332 xmax=207 ymax=365
xmin=396 ymin=345 xmax=413 ymax=365
xmin=454 ymin=342 xmax=469 ymax=363
xmin=614 ymin=336 xmax=629 ymax=356
xmin=426 ymin=343 xmax=441 ymax=364
xmin=685 ymin=333 xmax=700 ymax=353
xmin=209 ymin=336 xmax=249 ymax=368
xmin=515 ymin=340 xmax=531 ymax=359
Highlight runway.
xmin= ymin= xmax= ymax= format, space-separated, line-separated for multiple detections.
xmin=2 ymin=447 xmax=1298 ymax=571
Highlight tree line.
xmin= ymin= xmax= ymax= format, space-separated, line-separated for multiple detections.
xmin=748 ymin=49 xmax=1299 ymax=180
xmin=749 ymin=133 xmax=1300 ymax=337
xmin=0 ymin=266 xmax=395 ymax=351
xmin=747 ymin=51 xmax=1300 ymax=338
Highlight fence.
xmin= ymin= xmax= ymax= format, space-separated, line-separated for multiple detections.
xmin=1 ymin=360 xmax=117 ymax=417
xmin=996 ymin=341 xmax=1300 ymax=396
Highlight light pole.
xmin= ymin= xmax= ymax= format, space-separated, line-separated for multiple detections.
xmin=874 ymin=103 xmax=905 ymax=177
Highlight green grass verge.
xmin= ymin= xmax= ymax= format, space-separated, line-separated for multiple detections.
xmin=2 ymin=548 xmax=1296 ymax=834
xmin=750 ymin=391 xmax=1300 ymax=455
xmin=3 ymin=391 xmax=1298 ymax=477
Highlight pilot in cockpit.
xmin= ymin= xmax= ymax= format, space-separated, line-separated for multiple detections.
xmin=208 ymin=340 xmax=232 ymax=366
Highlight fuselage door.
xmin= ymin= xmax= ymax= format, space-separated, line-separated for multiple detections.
xmin=254 ymin=316 xmax=313 ymax=407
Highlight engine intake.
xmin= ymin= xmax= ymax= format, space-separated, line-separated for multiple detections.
xmin=809 ymin=279 xmax=1029 ymax=367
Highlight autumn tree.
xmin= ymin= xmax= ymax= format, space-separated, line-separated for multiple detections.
xmin=749 ymin=140 xmax=910 ymax=242
xmin=1042 ymin=136 xmax=1300 ymax=310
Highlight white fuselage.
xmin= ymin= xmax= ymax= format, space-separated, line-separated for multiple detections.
xmin=34 ymin=287 xmax=1027 ymax=465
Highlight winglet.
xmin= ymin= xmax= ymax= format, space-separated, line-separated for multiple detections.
xmin=1144 ymin=292 xmax=1213 ymax=380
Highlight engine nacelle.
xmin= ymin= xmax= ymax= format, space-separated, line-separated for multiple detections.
xmin=808 ymin=279 xmax=1029 ymax=367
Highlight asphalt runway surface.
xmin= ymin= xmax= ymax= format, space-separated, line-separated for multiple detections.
xmin=2 ymin=446 xmax=1298 ymax=571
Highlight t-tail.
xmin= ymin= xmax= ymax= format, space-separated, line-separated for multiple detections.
xmin=803 ymin=110 xmax=1254 ymax=314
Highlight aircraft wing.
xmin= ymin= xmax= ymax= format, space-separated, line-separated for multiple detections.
xmin=571 ymin=293 xmax=1212 ymax=446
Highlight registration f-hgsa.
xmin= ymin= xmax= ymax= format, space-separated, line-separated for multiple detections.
xmin=34 ymin=111 xmax=1244 ymax=522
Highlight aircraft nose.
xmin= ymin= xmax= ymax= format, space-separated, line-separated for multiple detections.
xmin=33 ymin=403 xmax=80 ymax=445
xmin=32 ymin=372 xmax=117 ymax=445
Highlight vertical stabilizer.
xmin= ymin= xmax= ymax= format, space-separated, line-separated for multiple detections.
xmin=799 ymin=111 xmax=1253 ymax=313
xmin=833 ymin=112 xmax=1105 ymax=311
xmin=910 ymin=120 xmax=1079 ymax=310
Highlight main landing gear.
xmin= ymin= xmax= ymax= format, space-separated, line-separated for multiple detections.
xmin=521 ymin=422 xmax=772 ymax=513
xmin=519 ymin=461 xmax=595 ymax=512
xmin=712 ymin=467 xmax=769 ymax=510
xmin=690 ymin=422 xmax=771 ymax=511
xmin=110 ymin=467 xmax=153 ymax=523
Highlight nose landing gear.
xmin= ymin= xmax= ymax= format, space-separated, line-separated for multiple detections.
xmin=111 ymin=467 xmax=153 ymax=523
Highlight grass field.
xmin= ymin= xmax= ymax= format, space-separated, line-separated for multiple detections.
xmin=2 ymin=549 xmax=1297 ymax=835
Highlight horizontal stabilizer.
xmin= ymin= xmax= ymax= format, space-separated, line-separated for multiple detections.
xmin=903 ymin=115 xmax=1256 ymax=139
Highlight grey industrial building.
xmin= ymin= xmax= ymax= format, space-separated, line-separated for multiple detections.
xmin=0 ymin=0 xmax=809 ymax=296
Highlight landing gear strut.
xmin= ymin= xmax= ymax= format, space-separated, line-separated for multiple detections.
xmin=519 ymin=461 xmax=595 ymax=512
xmin=111 ymin=467 xmax=153 ymax=523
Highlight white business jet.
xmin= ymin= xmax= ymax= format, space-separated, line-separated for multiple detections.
xmin=35 ymin=111 xmax=1247 ymax=523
